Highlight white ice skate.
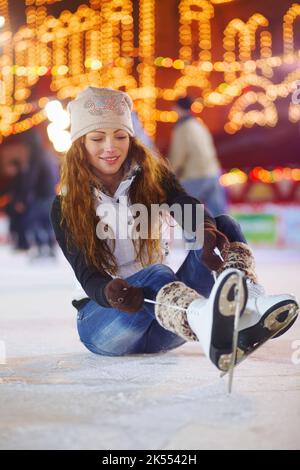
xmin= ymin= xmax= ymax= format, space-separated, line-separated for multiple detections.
xmin=237 ymin=281 xmax=299 ymax=355
xmin=145 ymin=270 xmax=298 ymax=393
xmin=217 ymin=282 xmax=299 ymax=379
xmin=186 ymin=268 xmax=247 ymax=380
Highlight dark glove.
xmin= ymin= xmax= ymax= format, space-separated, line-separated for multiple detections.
xmin=201 ymin=223 xmax=230 ymax=271
xmin=103 ymin=278 xmax=144 ymax=313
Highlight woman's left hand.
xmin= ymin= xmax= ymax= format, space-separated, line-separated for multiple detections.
xmin=104 ymin=278 xmax=144 ymax=313
xmin=201 ymin=224 xmax=230 ymax=271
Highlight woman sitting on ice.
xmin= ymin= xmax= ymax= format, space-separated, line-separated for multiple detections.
xmin=51 ymin=87 xmax=298 ymax=376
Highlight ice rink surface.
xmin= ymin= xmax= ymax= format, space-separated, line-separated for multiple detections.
xmin=0 ymin=245 xmax=299 ymax=450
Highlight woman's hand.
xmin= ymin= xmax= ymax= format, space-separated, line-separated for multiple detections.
xmin=201 ymin=223 xmax=230 ymax=271
xmin=104 ymin=278 xmax=144 ymax=313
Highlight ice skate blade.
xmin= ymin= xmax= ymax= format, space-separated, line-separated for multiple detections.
xmin=206 ymin=270 xmax=247 ymax=374
xmin=220 ymin=309 xmax=299 ymax=379
xmin=227 ymin=274 xmax=243 ymax=393
xmin=188 ymin=269 xmax=247 ymax=373
xmin=218 ymin=348 xmax=245 ymax=371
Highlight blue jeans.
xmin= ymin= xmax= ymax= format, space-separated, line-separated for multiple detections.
xmin=77 ymin=215 xmax=246 ymax=356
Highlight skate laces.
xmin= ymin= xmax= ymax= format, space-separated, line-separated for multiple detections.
xmin=246 ymin=279 xmax=265 ymax=298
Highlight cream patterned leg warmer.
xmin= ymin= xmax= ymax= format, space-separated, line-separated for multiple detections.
xmin=154 ymin=281 xmax=203 ymax=342
xmin=217 ymin=242 xmax=258 ymax=284
xmin=154 ymin=243 xmax=257 ymax=342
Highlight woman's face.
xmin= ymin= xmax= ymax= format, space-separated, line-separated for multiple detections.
xmin=84 ymin=128 xmax=130 ymax=178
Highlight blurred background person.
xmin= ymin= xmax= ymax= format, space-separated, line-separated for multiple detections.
xmin=168 ymin=96 xmax=228 ymax=217
xmin=1 ymin=135 xmax=32 ymax=251
xmin=0 ymin=152 xmax=24 ymax=247
xmin=0 ymin=129 xmax=59 ymax=258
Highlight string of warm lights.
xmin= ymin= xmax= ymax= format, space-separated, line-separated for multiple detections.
xmin=3 ymin=51 xmax=299 ymax=78
xmin=223 ymin=14 xmax=270 ymax=83
xmin=0 ymin=0 xmax=13 ymax=108
xmin=136 ymin=0 xmax=156 ymax=136
xmin=25 ymin=0 xmax=63 ymax=5
xmin=283 ymin=3 xmax=300 ymax=58
xmin=220 ymin=167 xmax=300 ymax=187
xmin=179 ymin=0 xmax=214 ymax=63
xmin=3 ymin=110 xmax=47 ymax=137
xmin=0 ymin=0 xmax=300 ymax=141
xmin=225 ymin=89 xmax=278 ymax=134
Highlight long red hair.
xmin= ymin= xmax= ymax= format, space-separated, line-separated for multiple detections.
xmin=60 ymin=136 xmax=173 ymax=275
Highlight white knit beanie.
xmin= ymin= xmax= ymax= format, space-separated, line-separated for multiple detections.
xmin=67 ymin=86 xmax=135 ymax=143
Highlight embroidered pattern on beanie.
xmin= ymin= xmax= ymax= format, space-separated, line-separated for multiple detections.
xmin=84 ymin=95 xmax=127 ymax=116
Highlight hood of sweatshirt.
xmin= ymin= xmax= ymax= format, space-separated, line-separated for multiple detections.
xmin=92 ymin=157 xmax=141 ymax=202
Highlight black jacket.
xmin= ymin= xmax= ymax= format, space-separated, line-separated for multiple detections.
xmin=50 ymin=171 xmax=214 ymax=309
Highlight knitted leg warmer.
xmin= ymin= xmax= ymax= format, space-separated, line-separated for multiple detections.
xmin=217 ymin=242 xmax=258 ymax=283
xmin=154 ymin=243 xmax=257 ymax=342
xmin=154 ymin=281 xmax=203 ymax=342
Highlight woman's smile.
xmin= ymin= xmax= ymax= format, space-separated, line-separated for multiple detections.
xmin=100 ymin=155 xmax=120 ymax=164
